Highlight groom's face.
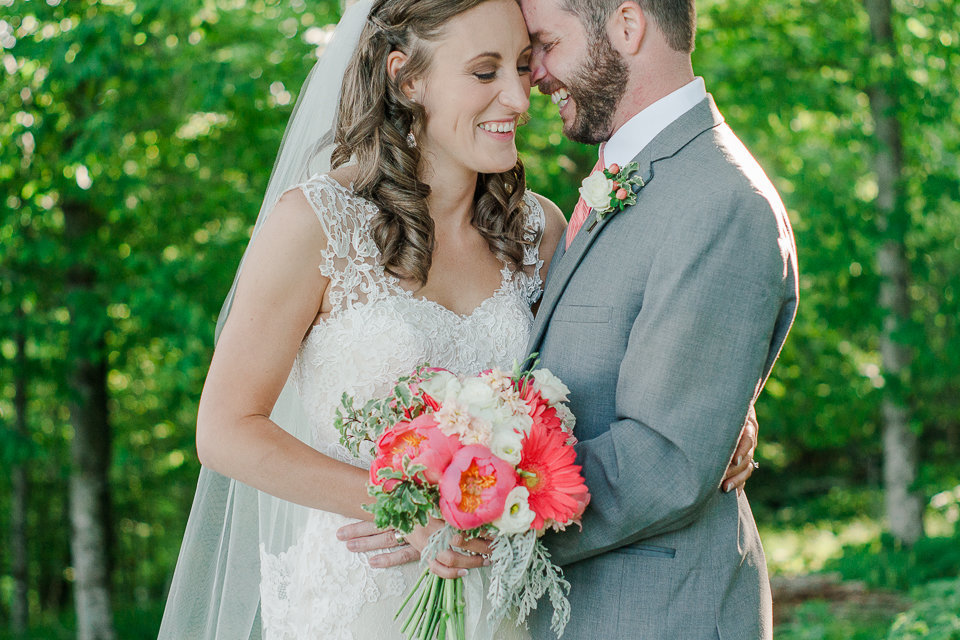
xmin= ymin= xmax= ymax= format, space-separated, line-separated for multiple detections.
xmin=520 ymin=0 xmax=628 ymax=144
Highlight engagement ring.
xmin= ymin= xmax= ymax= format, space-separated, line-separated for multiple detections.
xmin=750 ymin=460 xmax=759 ymax=470
xmin=393 ymin=531 xmax=406 ymax=546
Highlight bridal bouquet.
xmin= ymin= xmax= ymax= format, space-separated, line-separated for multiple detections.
xmin=335 ymin=360 xmax=589 ymax=639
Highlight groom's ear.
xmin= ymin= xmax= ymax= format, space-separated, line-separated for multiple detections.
xmin=609 ymin=1 xmax=646 ymax=56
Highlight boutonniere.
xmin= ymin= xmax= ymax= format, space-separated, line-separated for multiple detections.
xmin=578 ymin=161 xmax=646 ymax=224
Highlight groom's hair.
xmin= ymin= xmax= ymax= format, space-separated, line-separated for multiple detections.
xmin=562 ymin=0 xmax=696 ymax=53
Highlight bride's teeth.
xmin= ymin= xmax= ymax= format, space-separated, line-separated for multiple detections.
xmin=479 ymin=122 xmax=515 ymax=133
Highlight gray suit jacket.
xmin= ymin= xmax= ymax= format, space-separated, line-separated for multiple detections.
xmin=527 ymin=96 xmax=798 ymax=639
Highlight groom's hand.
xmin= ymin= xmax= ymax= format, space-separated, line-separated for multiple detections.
xmin=722 ymin=404 xmax=759 ymax=494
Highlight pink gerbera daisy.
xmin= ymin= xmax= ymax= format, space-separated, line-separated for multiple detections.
xmin=518 ymin=420 xmax=590 ymax=530
xmin=517 ymin=378 xmax=563 ymax=433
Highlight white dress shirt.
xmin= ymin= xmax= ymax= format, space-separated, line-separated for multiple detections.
xmin=600 ymin=77 xmax=707 ymax=168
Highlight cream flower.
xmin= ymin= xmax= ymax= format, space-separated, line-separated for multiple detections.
xmin=493 ymin=486 xmax=536 ymax=535
xmin=458 ymin=377 xmax=499 ymax=413
xmin=434 ymin=399 xmax=492 ymax=446
xmin=420 ymin=371 xmax=461 ymax=402
xmin=532 ymin=369 xmax=570 ymax=404
xmin=579 ymin=171 xmax=614 ymax=211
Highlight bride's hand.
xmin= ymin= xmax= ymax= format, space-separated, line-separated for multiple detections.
xmin=336 ymin=518 xmax=491 ymax=579
xmin=722 ymin=404 xmax=759 ymax=494
xmin=407 ymin=519 xmax=492 ymax=579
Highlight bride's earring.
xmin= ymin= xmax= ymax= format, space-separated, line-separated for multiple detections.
xmin=406 ymin=130 xmax=417 ymax=148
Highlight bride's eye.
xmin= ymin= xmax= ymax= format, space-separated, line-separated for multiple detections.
xmin=474 ymin=70 xmax=497 ymax=81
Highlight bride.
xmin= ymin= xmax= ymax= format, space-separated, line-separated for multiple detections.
xmin=158 ymin=0 xmax=756 ymax=638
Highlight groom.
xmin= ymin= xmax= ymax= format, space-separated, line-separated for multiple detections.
xmin=520 ymin=0 xmax=797 ymax=638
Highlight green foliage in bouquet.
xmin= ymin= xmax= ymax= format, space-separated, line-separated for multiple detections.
xmin=367 ymin=460 xmax=441 ymax=534
xmin=488 ymin=530 xmax=571 ymax=636
xmin=334 ymin=365 xmax=439 ymax=457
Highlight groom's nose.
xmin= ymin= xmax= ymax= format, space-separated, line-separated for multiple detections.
xmin=529 ymin=48 xmax=547 ymax=86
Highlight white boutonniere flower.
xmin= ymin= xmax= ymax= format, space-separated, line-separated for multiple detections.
xmin=578 ymin=161 xmax=646 ymax=224
xmin=578 ymin=172 xmax=615 ymax=210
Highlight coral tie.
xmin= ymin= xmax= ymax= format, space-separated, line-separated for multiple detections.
xmin=565 ymin=152 xmax=605 ymax=249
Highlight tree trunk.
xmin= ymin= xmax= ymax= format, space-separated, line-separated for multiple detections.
xmin=864 ymin=0 xmax=924 ymax=545
xmin=11 ymin=306 xmax=29 ymax=637
xmin=64 ymin=200 xmax=116 ymax=640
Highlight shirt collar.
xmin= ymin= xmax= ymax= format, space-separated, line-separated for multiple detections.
xmin=600 ymin=77 xmax=707 ymax=169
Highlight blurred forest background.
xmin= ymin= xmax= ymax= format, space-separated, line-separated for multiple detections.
xmin=1 ymin=0 xmax=958 ymax=637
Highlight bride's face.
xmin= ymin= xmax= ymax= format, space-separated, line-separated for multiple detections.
xmin=414 ymin=0 xmax=532 ymax=176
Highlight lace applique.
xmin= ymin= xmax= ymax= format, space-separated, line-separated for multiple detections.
xmin=298 ymin=176 xmax=545 ymax=316
xmin=259 ymin=511 xmax=405 ymax=640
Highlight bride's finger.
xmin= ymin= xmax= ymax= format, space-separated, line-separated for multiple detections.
xmin=336 ymin=520 xmax=382 ymax=542
xmin=368 ymin=545 xmax=420 ymax=569
xmin=455 ymin=537 xmax=493 ymax=557
xmin=434 ymin=548 xmax=488 ymax=570
xmin=722 ymin=456 xmax=750 ymax=485
xmin=724 ymin=464 xmax=754 ymax=494
xmin=428 ymin=558 xmax=471 ymax=580
xmin=344 ymin=529 xmax=397 ymax=553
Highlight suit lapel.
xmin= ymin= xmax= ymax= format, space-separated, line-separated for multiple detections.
xmin=528 ymin=96 xmax=726 ymax=353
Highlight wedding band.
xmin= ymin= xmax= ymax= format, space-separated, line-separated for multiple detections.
xmin=393 ymin=531 xmax=406 ymax=546
xmin=750 ymin=460 xmax=759 ymax=470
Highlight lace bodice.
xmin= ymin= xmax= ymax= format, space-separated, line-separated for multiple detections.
xmin=292 ymin=174 xmax=545 ymax=464
xmin=259 ymin=175 xmax=542 ymax=640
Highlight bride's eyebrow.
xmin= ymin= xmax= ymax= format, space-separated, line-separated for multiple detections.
xmin=467 ymin=52 xmax=504 ymax=63
xmin=466 ymin=46 xmax=532 ymax=64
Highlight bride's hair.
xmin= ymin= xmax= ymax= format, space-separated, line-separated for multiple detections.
xmin=331 ymin=0 xmax=533 ymax=286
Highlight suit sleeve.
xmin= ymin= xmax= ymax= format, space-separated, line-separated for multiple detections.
xmin=545 ymin=190 xmax=795 ymax=566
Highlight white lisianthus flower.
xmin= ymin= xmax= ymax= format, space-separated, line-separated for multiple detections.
xmin=532 ymin=369 xmax=570 ymax=404
xmin=420 ymin=371 xmax=461 ymax=402
xmin=493 ymin=486 xmax=536 ymax=535
xmin=490 ymin=426 xmax=525 ymax=466
xmin=579 ymin=172 xmax=614 ymax=211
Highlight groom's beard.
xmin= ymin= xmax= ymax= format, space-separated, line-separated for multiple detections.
xmin=563 ymin=34 xmax=629 ymax=145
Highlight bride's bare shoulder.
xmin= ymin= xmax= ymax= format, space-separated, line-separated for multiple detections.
xmin=326 ymin=165 xmax=360 ymax=190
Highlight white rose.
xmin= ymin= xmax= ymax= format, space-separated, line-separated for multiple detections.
xmin=420 ymin=371 xmax=460 ymax=402
xmin=490 ymin=426 xmax=525 ymax=466
xmin=532 ymin=369 xmax=570 ymax=404
xmin=493 ymin=486 xmax=536 ymax=535
xmin=579 ymin=172 xmax=614 ymax=211
xmin=458 ymin=377 xmax=499 ymax=413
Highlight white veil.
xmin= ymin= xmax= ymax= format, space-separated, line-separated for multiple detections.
xmin=158 ymin=2 xmax=373 ymax=637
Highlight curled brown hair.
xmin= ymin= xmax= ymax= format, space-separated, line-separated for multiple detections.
xmin=330 ymin=0 xmax=532 ymax=286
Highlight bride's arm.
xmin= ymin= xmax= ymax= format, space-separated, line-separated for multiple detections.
xmin=195 ymin=188 xmax=371 ymax=521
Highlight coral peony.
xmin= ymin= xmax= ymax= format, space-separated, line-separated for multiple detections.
xmin=373 ymin=414 xmax=461 ymax=486
xmin=439 ymin=445 xmax=518 ymax=530
xmin=518 ymin=420 xmax=590 ymax=530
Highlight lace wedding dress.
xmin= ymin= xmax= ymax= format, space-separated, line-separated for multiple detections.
xmin=258 ymin=175 xmax=543 ymax=640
